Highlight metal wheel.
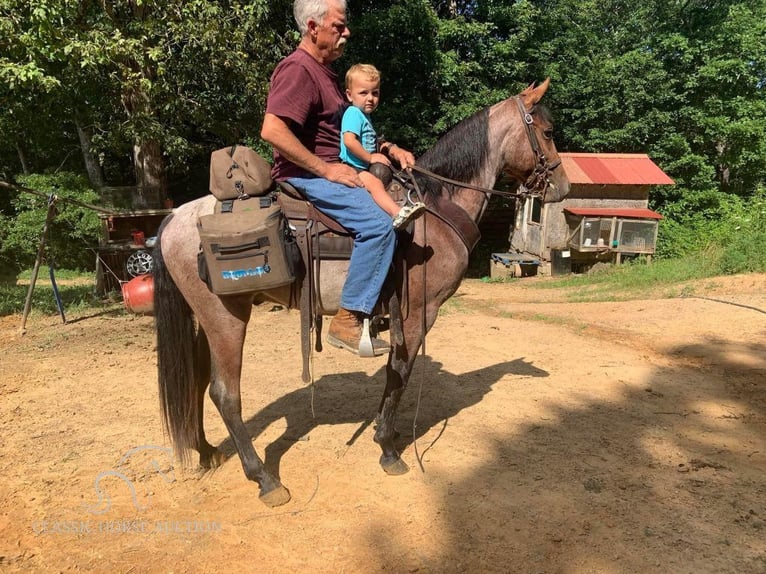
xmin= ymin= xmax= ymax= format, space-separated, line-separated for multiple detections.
xmin=126 ymin=249 xmax=153 ymax=277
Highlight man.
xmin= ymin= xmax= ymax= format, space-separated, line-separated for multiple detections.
xmin=261 ymin=0 xmax=415 ymax=356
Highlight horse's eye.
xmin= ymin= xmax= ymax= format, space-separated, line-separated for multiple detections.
xmin=543 ymin=128 xmax=554 ymax=140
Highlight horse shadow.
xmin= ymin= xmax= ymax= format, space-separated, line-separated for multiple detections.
xmin=214 ymin=356 xmax=549 ymax=479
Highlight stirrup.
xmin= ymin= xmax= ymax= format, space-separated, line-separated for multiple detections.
xmin=359 ymin=317 xmax=378 ymax=357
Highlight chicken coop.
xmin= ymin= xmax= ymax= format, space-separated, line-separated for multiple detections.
xmin=505 ymin=153 xmax=674 ymax=275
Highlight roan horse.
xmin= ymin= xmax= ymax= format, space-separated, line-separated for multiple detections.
xmin=152 ymin=79 xmax=570 ymax=507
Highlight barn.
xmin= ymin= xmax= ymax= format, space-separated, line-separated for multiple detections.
xmin=500 ymin=153 xmax=674 ymax=276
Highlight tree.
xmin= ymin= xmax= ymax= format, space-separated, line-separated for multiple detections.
xmin=0 ymin=0 xmax=288 ymax=200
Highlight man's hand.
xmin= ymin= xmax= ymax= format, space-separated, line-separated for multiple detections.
xmin=262 ymin=113 xmax=363 ymax=187
xmin=324 ymin=162 xmax=364 ymax=188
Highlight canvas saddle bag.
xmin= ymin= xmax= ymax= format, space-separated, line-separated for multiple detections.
xmin=209 ymin=144 xmax=275 ymax=200
xmin=197 ymin=194 xmax=300 ymax=295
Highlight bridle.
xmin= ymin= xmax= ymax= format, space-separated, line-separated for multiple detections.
xmin=514 ymin=97 xmax=561 ymax=202
xmin=403 ymin=96 xmax=562 ymax=202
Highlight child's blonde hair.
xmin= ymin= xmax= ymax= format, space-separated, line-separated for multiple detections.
xmin=345 ymin=64 xmax=381 ymax=88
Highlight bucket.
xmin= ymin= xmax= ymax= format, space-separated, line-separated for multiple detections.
xmin=131 ymin=230 xmax=146 ymax=246
xmin=122 ymin=274 xmax=154 ymax=315
xmin=550 ymin=249 xmax=572 ymax=276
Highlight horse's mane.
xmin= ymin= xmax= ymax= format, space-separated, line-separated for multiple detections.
xmin=415 ymin=100 xmax=552 ymax=197
xmin=417 ymin=107 xmax=490 ymax=197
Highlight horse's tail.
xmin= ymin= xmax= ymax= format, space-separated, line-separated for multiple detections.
xmin=153 ymin=219 xmax=203 ymax=466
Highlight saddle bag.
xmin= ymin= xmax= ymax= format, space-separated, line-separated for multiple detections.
xmin=197 ymin=196 xmax=300 ymax=295
xmin=209 ymin=144 xmax=275 ymax=200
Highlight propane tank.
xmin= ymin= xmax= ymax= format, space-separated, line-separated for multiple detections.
xmin=122 ymin=274 xmax=154 ymax=315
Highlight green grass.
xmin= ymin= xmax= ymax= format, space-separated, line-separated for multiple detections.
xmin=4 ymin=239 xmax=763 ymax=318
xmin=529 ymin=247 xmax=738 ymax=302
xmin=0 ymin=271 xmax=118 ymax=317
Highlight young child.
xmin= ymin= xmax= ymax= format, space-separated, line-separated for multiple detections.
xmin=340 ymin=64 xmax=426 ymax=230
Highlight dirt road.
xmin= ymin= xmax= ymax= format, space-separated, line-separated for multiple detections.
xmin=1 ymin=274 xmax=764 ymax=573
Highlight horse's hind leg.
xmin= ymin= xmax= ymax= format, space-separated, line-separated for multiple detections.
xmin=209 ymin=370 xmax=291 ymax=507
xmin=204 ymin=303 xmax=291 ymax=507
xmin=193 ymin=329 xmax=224 ymax=470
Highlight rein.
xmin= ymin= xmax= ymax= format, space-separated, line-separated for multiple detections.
xmin=406 ymin=164 xmax=526 ymax=200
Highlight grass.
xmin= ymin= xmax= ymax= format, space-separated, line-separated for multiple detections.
xmin=525 ymin=247 xmax=735 ymax=303
xmin=0 ymin=271 xmax=119 ymax=317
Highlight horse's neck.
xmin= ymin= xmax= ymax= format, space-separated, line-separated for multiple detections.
xmin=449 ymin=102 xmax=514 ymax=223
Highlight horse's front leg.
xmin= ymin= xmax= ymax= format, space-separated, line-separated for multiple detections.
xmin=374 ymin=274 xmax=445 ymax=474
xmin=375 ymin=354 xmax=412 ymax=475
xmin=374 ymin=332 xmax=420 ymax=475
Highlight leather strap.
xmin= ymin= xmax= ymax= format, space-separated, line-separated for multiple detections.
xmin=424 ymin=193 xmax=481 ymax=253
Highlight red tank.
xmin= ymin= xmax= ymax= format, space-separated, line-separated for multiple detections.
xmin=122 ymin=274 xmax=154 ymax=315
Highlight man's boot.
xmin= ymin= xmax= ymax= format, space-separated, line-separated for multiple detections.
xmin=327 ymin=308 xmax=390 ymax=356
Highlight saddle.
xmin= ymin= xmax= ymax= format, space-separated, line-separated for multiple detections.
xmin=275 ymin=179 xmax=410 ymax=380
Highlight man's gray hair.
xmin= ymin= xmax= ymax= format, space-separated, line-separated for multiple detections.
xmin=294 ymin=0 xmax=346 ymax=36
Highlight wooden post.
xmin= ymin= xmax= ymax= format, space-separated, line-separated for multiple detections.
xmin=19 ymin=196 xmax=57 ymax=335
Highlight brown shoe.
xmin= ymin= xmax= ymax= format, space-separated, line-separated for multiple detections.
xmin=327 ymin=308 xmax=390 ymax=357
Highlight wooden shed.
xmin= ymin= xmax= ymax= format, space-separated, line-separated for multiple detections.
xmin=92 ymin=186 xmax=172 ymax=293
xmin=507 ymin=153 xmax=674 ymax=275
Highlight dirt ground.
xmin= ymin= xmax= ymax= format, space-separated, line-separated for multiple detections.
xmin=0 ymin=273 xmax=765 ymax=574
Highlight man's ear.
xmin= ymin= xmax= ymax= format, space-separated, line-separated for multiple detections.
xmin=307 ymin=18 xmax=319 ymax=37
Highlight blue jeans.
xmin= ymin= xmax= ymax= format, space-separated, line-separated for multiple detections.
xmin=287 ymin=176 xmax=396 ymax=315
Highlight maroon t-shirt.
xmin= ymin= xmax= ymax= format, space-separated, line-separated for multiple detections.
xmin=265 ymin=48 xmax=346 ymax=180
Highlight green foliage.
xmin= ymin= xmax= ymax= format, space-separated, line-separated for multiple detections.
xmin=0 ymin=280 xmax=109 ymax=317
xmin=1 ymin=0 xmax=765 ymax=268
xmin=718 ymin=187 xmax=766 ymax=273
xmin=0 ymin=0 xmax=286 ymax=183
xmin=344 ymin=0 xmax=441 ymax=153
xmin=656 ymin=187 xmax=765 ymax=266
xmin=0 ymin=173 xmax=101 ymax=273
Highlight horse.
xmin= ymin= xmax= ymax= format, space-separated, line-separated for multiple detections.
xmin=152 ymin=79 xmax=570 ymax=507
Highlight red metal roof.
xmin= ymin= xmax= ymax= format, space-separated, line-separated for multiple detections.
xmin=564 ymin=207 xmax=663 ymax=220
xmin=560 ymin=153 xmax=674 ymax=185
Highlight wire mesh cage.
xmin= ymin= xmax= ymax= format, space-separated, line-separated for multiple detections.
xmin=578 ymin=217 xmax=614 ymax=248
xmin=617 ymin=220 xmax=658 ymax=251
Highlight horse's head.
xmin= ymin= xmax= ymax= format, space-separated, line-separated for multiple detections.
xmin=498 ymin=79 xmax=570 ymax=203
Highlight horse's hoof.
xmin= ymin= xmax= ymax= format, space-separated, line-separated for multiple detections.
xmin=373 ymin=428 xmax=401 ymax=445
xmin=381 ymin=457 xmax=409 ymax=476
xmin=259 ymin=484 xmax=291 ymax=507
xmin=199 ymin=448 xmax=225 ymax=470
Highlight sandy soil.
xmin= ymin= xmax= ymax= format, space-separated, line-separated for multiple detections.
xmin=0 ymin=273 xmax=765 ymax=574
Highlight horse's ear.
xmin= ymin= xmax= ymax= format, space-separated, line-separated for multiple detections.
xmin=519 ymin=81 xmax=536 ymax=96
xmin=521 ymin=78 xmax=550 ymax=107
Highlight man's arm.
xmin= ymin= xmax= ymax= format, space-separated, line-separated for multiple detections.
xmin=343 ymin=132 xmax=390 ymax=167
xmin=261 ymin=113 xmax=362 ymax=188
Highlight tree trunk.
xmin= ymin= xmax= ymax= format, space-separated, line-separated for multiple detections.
xmin=120 ymin=52 xmax=165 ymax=209
xmin=132 ymin=138 xmax=165 ymax=208
xmin=16 ymin=139 xmax=31 ymax=175
xmin=75 ymin=116 xmax=105 ymax=189
xmin=715 ymin=141 xmax=730 ymax=187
